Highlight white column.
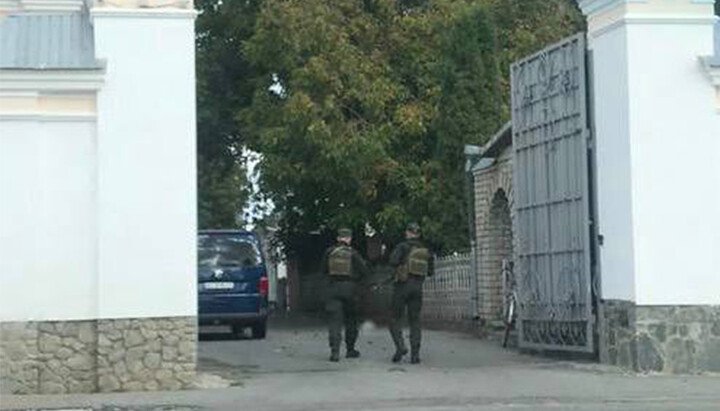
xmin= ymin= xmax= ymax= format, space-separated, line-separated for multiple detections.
xmin=579 ymin=0 xmax=720 ymax=305
xmin=92 ymin=4 xmax=198 ymax=319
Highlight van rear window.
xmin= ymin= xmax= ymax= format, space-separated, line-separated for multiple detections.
xmin=198 ymin=235 xmax=262 ymax=268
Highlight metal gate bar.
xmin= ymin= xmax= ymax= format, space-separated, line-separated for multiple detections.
xmin=510 ymin=33 xmax=595 ymax=353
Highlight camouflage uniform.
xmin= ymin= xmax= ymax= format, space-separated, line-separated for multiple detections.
xmin=388 ymin=231 xmax=433 ymax=364
xmin=321 ymin=229 xmax=370 ymax=361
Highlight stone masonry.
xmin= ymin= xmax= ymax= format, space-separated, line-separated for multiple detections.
xmin=0 ymin=316 xmax=196 ymax=394
xmin=473 ymin=145 xmax=515 ymax=327
xmin=600 ymin=300 xmax=720 ymax=374
xmin=0 ymin=321 xmax=96 ymax=394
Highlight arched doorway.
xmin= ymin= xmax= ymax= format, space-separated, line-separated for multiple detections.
xmin=486 ymin=189 xmax=513 ymax=323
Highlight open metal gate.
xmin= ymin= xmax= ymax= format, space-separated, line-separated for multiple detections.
xmin=510 ymin=33 xmax=596 ymax=353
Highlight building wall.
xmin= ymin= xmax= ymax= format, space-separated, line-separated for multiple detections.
xmin=600 ymin=300 xmax=720 ymax=374
xmin=0 ymin=4 xmax=199 ymax=394
xmin=0 ymin=119 xmax=97 ymax=322
xmin=624 ymin=22 xmax=720 ymax=305
xmin=0 ymin=316 xmax=196 ymax=394
xmin=473 ymin=149 xmax=514 ymax=325
xmin=93 ymin=9 xmax=198 ymax=319
xmin=581 ymin=0 xmax=720 ymax=373
xmin=0 ymin=7 xmax=199 ymax=323
xmin=585 ymin=0 xmax=720 ymax=305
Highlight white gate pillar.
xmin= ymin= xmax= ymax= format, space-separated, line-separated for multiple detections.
xmin=579 ymin=0 xmax=720 ymax=372
xmin=91 ymin=0 xmax=199 ymax=391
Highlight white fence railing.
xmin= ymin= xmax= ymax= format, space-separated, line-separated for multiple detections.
xmin=423 ymin=253 xmax=474 ymax=324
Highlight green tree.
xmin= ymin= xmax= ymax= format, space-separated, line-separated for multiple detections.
xmin=195 ymin=0 xmax=263 ymax=228
xmin=488 ymin=0 xmax=585 ymax=115
xmin=242 ymin=0 xmax=501 ymax=252
xmin=197 ymin=156 xmax=248 ymax=228
xmin=240 ymin=0 xmax=583 ymax=253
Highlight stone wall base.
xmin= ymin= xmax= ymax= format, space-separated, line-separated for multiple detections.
xmin=0 ymin=316 xmax=197 ymax=394
xmin=600 ymin=300 xmax=720 ymax=374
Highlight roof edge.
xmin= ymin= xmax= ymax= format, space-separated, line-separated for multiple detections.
xmin=0 ymin=68 xmax=105 ymax=91
xmin=0 ymin=0 xmax=86 ymax=13
xmin=479 ymin=121 xmax=512 ymax=158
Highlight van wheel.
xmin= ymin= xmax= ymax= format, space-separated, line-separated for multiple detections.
xmin=251 ymin=322 xmax=267 ymax=339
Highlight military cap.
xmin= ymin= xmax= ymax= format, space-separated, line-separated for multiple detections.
xmin=337 ymin=228 xmax=353 ymax=237
xmin=406 ymin=222 xmax=420 ymax=234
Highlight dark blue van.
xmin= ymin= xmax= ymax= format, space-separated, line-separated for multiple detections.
xmin=198 ymin=230 xmax=268 ymax=339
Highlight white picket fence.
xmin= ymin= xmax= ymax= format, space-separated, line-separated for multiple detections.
xmin=422 ymin=253 xmax=474 ymax=324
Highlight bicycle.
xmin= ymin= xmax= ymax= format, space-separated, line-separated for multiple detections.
xmin=501 ymin=259 xmax=517 ymax=348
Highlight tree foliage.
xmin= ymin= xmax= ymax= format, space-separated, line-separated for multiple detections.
xmin=238 ymin=0 xmax=582 ymax=253
xmin=195 ymin=0 xmax=263 ymax=228
xmin=488 ymin=0 xmax=585 ymax=114
xmin=197 ymin=156 xmax=248 ymax=228
xmin=195 ymin=0 xmax=583 ymax=251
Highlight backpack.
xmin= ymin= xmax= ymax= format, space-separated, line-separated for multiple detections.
xmin=328 ymin=246 xmax=352 ymax=276
xmin=396 ymin=245 xmax=430 ymax=281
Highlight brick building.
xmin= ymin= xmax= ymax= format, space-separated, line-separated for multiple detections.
xmin=471 ymin=123 xmax=514 ymax=327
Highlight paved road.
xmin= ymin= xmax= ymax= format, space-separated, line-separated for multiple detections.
xmin=2 ymin=316 xmax=720 ymax=411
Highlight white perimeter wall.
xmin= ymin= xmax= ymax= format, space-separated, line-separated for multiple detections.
xmin=93 ymin=11 xmax=198 ymax=319
xmin=0 ymin=119 xmax=98 ymax=321
xmin=625 ymin=22 xmax=720 ymax=305
xmin=0 ymin=11 xmax=198 ymax=321
xmin=590 ymin=10 xmax=720 ymax=305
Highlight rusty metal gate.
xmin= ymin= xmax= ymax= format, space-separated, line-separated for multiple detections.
xmin=510 ymin=33 xmax=596 ymax=353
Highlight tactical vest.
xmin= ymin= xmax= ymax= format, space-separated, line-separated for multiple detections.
xmin=396 ymin=245 xmax=430 ymax=282
xmin=328 ymin=245 xmax=353 ymax=277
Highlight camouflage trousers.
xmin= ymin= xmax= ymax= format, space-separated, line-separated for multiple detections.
xmin=389 ymin=277 xmax=424 ymax=354
xmin=325 ymin=280 xmax=360 ymax=353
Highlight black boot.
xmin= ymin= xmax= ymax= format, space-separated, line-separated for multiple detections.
xmin=392 ymin=347 xmax=408 ymax=363
xmin=410 ymin=351 xmax=420 ymax=364
xmin=330 ymin=350 xmax=340 ymax=362
xmin=346 ymin=348 xmax=361 ymax=358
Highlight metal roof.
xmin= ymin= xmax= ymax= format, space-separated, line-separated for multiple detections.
xmin=0 ymin=11 xmax=101 ymax=70
xmin=470 ymin=121 xmax=512 ymax=173
xmin=479 ymin=122 xmax=512 ymax=158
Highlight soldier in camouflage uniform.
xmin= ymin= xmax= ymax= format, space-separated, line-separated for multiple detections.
xmin=388 ymin=222 xmax=433 ymax=364
xmin=321 ymin=228 xmax=370 ymax=362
